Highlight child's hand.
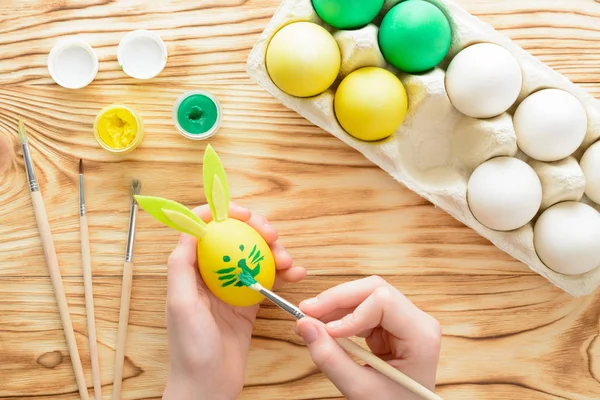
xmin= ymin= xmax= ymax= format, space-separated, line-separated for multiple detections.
xmin=162 ymin=202 xmax=306 ymax=400
xmin=296 ymin=276 xmax=441 ymax=400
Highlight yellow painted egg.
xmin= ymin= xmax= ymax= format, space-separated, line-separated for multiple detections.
xmin=334 ymin=67 xmax=408 ymax=141
xmin=135 ymin=144 xmax=278 ymax=307
xmin=197 ymin=218 xmax=275 ymax=307
xmin=266 ymin=21 xmax=340 ymax=97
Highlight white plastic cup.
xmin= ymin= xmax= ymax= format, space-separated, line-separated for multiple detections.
xmin=48 ymin=38 xmax=98 ymax=89
xmin=117 ymin=30 xmax=168 ymax=79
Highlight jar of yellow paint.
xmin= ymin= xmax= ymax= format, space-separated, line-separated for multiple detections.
xmin=93 ymin=104 xmax=144 ymax=153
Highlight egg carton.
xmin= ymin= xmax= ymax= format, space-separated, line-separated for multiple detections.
xmin=246 ymin=0 xmax=600 ymax=297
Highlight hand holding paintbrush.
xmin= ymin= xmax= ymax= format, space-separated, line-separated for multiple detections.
xmin=238 ymin=272 xmax=444 ymax=400
xmin=17 ymin=119 xmax=90 ymax=400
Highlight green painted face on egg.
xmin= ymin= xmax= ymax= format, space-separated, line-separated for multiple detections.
xmin=312 ymin=0 xmax=384 ymax=29
xmin=378 ymin=0 xmax=452 ymax=73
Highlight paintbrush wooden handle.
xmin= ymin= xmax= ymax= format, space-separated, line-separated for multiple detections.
xmin=335 ymin=337 xmax=443 ymax=400
xmin=112 ymin=260 xmax=134 ymax=400
xmin=31 ymin=191 xmax=90 ymax=400
xmin=80 ymin=216 xmax=102 ymax=400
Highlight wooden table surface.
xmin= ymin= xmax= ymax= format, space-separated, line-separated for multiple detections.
xmin=1 ymin=0 xmax=599 ymax=399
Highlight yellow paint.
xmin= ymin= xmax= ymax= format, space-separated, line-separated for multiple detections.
xmin=197 ymin=218 xmax=275 ymax=307
xmin=93 ymin=104 xmax=144 ymax=153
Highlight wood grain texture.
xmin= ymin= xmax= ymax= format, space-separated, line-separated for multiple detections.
xmin=0 ymin=0 xmax=599 ymax=399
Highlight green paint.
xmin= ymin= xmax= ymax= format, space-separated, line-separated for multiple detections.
xmin=312 ymin=0 xmax=384 ymax=29
xmin=215 ymin=243 xmax=262 ymax=288
xmin=238 ymin=272 xmax=256 ymax=288
xmin=378 ymin=0 xmax=451 ymax=73
xmin=176 ymin=94 xmax=219 ymax=135
xmin=222 ymin=278 xmax=237 ymax=287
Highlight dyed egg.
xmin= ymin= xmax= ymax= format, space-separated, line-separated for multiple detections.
xmin=467 ymin=157 xmax=542 ymax=231
xmin=266 ymin=21 xmax=340 ymax=97
xmin=378 ymin=0 xmax=451 ymax=73
xmin=197 ymin=218 xmax=275 ymax=306
xmin=135 ymin=145 xmax=276 ymax=307
xmin=445 ymin=43 xmax=522 ymax=119
xmin=514 ymin=89 xmax=587 ymax=162
xmin=312 ymin=0 xmax=384 ymax=29
xmin=334 ymin=67 xmax=408 ymax=141
xmin=534 ymin=201 xmax=600 ymax=275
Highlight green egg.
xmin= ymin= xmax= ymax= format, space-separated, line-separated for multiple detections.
xmin=312 ymin=0 xmax=384 ymax=29
xmin=379 ymin=0 xmax=452 ymax=73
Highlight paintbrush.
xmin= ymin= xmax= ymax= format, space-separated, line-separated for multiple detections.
xmin=79 ymin=160 xmax=102 ymax=400
xmin=112 ymin=179 xmax=141 ymax=400
xmin=17 ymin=119 xmax=90 ymax=400
xmin=237 ymin=272 xmax=444 ymax=400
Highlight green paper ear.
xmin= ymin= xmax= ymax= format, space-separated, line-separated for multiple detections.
xmin=135 ymin=195 xmax=207 ymax=234
xmin=203 ymin=144 xmax=230 ymax=222
xmin=162 ymin=209 xmax=207 ymax=238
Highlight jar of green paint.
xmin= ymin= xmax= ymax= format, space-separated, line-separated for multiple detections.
xmin=173 ymin=90 xmax=222 ymax=140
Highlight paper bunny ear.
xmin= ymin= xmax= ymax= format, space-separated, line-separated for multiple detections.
xmin=135 ymin=195 xmax=207 ymax=237
xmin=203 ymin=144 xmax=230 ymax=222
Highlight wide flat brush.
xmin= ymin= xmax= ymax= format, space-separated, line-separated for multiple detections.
xmin=112 ymin=179 xmax=141 ymax=400
xmin=17 ymin=119 xmax=90 ymax=400
xmin=237 ymin=272 xmax=444 ymax=400
xmin=79 ymin=160 xmax=102 ymax=400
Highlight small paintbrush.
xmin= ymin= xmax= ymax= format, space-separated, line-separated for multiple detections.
xmin=237 ymin=272 xmax=444 ymax=400
xmin=112 ymin=179 xmax=141 ymax=400
xmin=79 ymin=159 xmax=102 ymax=400
xmin=17 ymin=119 xmax=90 ymax=400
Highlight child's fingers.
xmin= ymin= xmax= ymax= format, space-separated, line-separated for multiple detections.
xmin=324 ymin=285 xmax=439 ymax=349
xmin=270 ymin=242 xmax=293 ymax=270
xmin=299 ymin=275 xmax=390 ymax=318
xmin=295 ymin=317 xmax=375 ymax=399
xmin=192 ymin=201 xmax=252 ymax=223
xmin=273 ymin=267 xmax=306 ymax=289
xmin=246 ymin=213 xmax=278 ymax=244
xmin=314 ymin=308 xmax=355 ymax=324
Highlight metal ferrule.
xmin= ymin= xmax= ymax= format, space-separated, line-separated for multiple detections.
xmin=125 ymin=203 xmax=138 ymax=262
xmin=79 ymin=174 xmax=86 ymax=216
xmin=22 ymin=143 xmax=39 ymax=192
xmin=259 ymin=288 xmax=306 ymax=320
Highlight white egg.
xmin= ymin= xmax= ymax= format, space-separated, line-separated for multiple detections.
xmin=514 ymin=89 xmax=587 ymax=162
xmin=580 ymin=140 xmax=600 ymax=204
xmin=534 ymin=201 xmax=600 ymax=275
xmin=467 ymin=156 xmax=542 ymax=231
xmin=445 ymin=43 xmax=522 ymax=119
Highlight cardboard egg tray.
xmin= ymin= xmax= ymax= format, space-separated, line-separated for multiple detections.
xmin=246 ymin=0 xmax=600 ymax=296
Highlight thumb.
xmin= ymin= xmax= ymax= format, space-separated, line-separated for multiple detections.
xmin=296 ymin=317 xmax=368 ymax=398
xmin=167 ymin=233 xmax=200 ymax=305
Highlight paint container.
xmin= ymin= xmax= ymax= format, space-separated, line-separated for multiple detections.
xmin=118 ymin=30 xmax=167 ymax=79
xmin=48 ymin=38 xmax=98 ymax=89
xmin=172 ymin=90 xmax=222 ymax=140
xmin=93 ymin=104 xmax=144 ymax=153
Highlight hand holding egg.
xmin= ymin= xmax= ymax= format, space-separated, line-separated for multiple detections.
xmin=135 ymin=145 xmax=276 ymax=307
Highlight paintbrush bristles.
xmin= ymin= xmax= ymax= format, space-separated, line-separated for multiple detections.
xmin=79 ymin=159 xmax=83 ymax=174
xmin=131 ymin=179 xmax=141 ymax=202
xmin=17 ymin=118 xmax=28 ymax=144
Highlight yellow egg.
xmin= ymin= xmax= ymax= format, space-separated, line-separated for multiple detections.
xmin=135 ymin=144 xmax=277 ymax=308
xmin=197 ymin=218 xmax=275 ymax=307
xmin=266 ymin=21 xmax=341 ymax=97
xmin=334 ymin=67 xmax=408 ymax=141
